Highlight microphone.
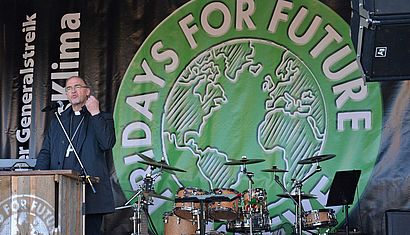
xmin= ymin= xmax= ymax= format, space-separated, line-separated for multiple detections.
xmin=41 ymin=101 xmax=64 ymax=112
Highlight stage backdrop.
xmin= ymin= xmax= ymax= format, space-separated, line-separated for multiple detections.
xmin=1 ymin=0 xmax=409 ymax=234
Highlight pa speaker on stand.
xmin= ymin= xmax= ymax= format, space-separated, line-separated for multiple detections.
xmin=351 ymin=0 xmax=410 ymax=81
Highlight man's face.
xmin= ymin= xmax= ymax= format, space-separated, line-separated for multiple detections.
xmin=65 ymin=77 xmax=90 ymax=107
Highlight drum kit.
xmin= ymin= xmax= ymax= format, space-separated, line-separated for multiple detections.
xmin=116 ymin=154 xmax=338 ymax=235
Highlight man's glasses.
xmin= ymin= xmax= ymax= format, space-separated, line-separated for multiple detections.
xmin=65 ymin=84 xmax=89 ymax=92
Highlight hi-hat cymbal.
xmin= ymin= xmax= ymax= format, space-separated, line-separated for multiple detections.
xmin=224 ymin=156 xmax=265 ymax=166
xmin=138 ymin=160 xmax=186 ymax=172
xmin=137 ymin=154 xmax=178 ymax=174
xmin=261 ymin=165 xmax=288 ymax=173
xmin=297 ymin=154 xmax=336 ymax=164
xmin=143 ymin=191 xmax=173 ymax=201
xmin=277 ymin=193 xmax=317 ymax=200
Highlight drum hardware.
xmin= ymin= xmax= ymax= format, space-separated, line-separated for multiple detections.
xmin=124 ymin=172 xmax=163 ymax=235
xmin=271 ymin=157 xmax=328 ymax=235
xmin=174 ymin=194 xmax=239 ymax=235
xmin=291 ymin=163 xmax=322 ymax=235
xmin=271 ymin=153 xmax=335 ymax=235
xmin=116 ymin=156 xmax=183 ymax=235
xmin=228 ymin=187 xmax=270 ymax=233
xmin=224 ymin=156 xmax=266 ymax=235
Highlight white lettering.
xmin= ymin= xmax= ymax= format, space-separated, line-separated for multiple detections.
xmin=151 ymin=41 xmax=179 ymax=73
xmin=288 ymin=7 xmax=322 ymax=45
xmin=236 ymin=0 xmax=256 ymax=30
xmin=268 ymin=0 xmax=293 ymax=33
xmin=323 ymin=45 xmax=359 ymax=81
xmin=179 ymin=14 xmax=199 ymax=49
xmin=122 ymin=122 xmax=152 ymax=148
xmin=333 ymin=77 xmax=367 ymax=108
xmin=133 ymin=60 xmax=166 ymax=87
xmin=337 ymin=111 xmax=372 ymax=131
xmin=201 ymin=2 xmax=231 ymax=37
xmin=126 ymin=93 xmax=159 ymax=121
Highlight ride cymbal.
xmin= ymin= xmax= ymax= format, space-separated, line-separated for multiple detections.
xmin=261 ymin=165 xmax=288 ymax=173
xmin=297 ymin=154 xmax=336 ymax=164
xmin=138 ymin=160 xmax=186 ymax=172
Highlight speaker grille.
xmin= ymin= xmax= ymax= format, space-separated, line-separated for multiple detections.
xmin=385 ymin=210 xmax=410 ymax=235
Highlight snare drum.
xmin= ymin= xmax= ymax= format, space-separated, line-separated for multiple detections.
xmin=163 ymin=212 xmax=197 ymax=235
xmin=174 ymin=187 xmax=208 ymax=221
xmin=209 ymin=188 xmax=240 ymax=221
xmin=243 ymin=188 xmax=268 ymax=215
xmin=302 ymin=209 xmax=337 ymax=229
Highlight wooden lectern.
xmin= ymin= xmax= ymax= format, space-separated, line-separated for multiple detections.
xmin=0 ymin=170 xmax=83 ymax=234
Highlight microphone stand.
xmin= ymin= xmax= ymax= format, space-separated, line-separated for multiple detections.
xmin=54 ymin=111 xmax=96 ymax=235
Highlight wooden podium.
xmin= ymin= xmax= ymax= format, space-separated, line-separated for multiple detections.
xmin=0 ymin=170 xmax=83 ymax=234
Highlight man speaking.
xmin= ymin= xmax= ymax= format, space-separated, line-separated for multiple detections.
xmin=35 ymin=76 xmax=116 ymax=235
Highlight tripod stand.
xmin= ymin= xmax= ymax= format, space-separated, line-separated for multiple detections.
xmin=116 ymin=173 xmax=165 ymax=235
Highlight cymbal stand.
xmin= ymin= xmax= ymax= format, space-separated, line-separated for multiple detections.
xmin=242 ymin=163 xmax=254 ymax=235
xmin=291 ymin=163 xmax=322 ymax=235
xmin=117 ymin=172 xmax=161 ymax=235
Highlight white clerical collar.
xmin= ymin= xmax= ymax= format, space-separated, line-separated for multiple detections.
xmin=74 ymin=111 xmax=81 ymax=116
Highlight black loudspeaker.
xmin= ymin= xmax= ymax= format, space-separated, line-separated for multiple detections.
xmin=351 ymin=0 xmax=410 ymax=81
xmin=385 ymin=210 xmax=410 ymax=235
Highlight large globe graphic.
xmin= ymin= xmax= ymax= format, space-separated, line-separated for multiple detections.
xmin=161 ymin=39 xmax=326 ymax=196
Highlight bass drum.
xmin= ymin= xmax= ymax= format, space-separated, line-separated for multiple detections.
xmin=302 ymin=209 xmax=337 ymax=229
xmin=163 ymin=211 xmax=197 ymax=235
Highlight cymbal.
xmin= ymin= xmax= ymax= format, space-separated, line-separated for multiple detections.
xmin=138 ymin=160 xmax=186 ymax=172
xmin=137 ymin=153 xmax=155 ymax=163
xmin=224 ymin=156 xmax=265 ymax=166
xmin=137 ymin=154 xmax=179 ymax=174
xmin=277 ymin=193 xmax=317 ymax=200
xmin=297 ymin=154 xmax=336 ymax=164
xmin=261 ymin=165 xmax=288 ymax=173
xmin=143 ymin=191 xmax=173 ymax=201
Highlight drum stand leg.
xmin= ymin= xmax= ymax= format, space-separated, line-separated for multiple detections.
xmin=295 ymin=183 xmax=303 ymax=235
xmin=130 ymin=196 xmax=142 ymax=235
xmin=244 ymin=168 xmax=254 ymax=235
xmin=121 ymin=189 xmax=144 ymax=235
xmin=192 ymin=202 xmax=206 ymax=235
